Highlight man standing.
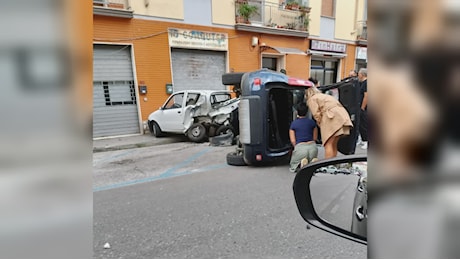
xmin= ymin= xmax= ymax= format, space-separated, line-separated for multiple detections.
xmin=358 ymin=68 xmax=368 ymax=149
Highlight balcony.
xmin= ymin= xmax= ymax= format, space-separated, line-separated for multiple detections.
xmin=93 ymin=0 xmax=133 ymax=19
xmin=356 ymin=20 xmax=367 ymax=45
xmin=235 ymin=0 xmax=310 ymax=38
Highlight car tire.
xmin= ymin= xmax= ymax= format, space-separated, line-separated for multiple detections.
xmin=150 ymin=121 xmax=165 ymax=137
xmin=215 ymin=125 xmax=236 ymax=145
xmin=222 ymin=72 xmax=244 ymax=85
xmin=226 ymin=152 xmax=247 ymax=166
xmin=216 ymin=125 xmax=234 ymax=135
xmin=187 ymin=123 xmax=207 ymax=143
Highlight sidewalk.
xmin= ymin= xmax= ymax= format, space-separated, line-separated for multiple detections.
xmin=94 ymin=133 xmax=368 ymax=155
xmin=93 ymin=134 xmax=188 ymax=153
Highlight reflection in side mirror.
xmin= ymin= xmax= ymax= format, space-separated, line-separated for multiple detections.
xmin=310 ymin=161 xmax=367 ymax=238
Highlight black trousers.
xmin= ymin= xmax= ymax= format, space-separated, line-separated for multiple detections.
xmin=359 ymin=109 xmax=368 ymax=142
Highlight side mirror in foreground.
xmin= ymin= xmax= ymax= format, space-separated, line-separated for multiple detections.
xmin=293 ymin=155 xmax=367 ymax=245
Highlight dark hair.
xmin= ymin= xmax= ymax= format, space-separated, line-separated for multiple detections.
xmin=296 ymin=103 xmax=308 ymax=117
xmin=308 ymin=77 xmax=318 ymax=85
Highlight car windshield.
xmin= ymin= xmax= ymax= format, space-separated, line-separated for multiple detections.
xmin=211 ymin=93 xmax=231 ymax=105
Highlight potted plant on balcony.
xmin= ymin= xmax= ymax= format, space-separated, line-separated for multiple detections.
xmin=286 ymin=22 xmax=297 ymax=30
xmin=285 ymin=0 xmax=299 ymax=10
xmin=298 ymin=14 xmax=310 ymax=31
xmin=299 ymin=4 xmax=311 ymax=13
xmin=236 ymin=2 xmax=259 ymax=24
xmin=297 ymin=6 xmax=310 ymax=31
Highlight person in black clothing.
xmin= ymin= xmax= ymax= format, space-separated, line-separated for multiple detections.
xmin=358 ymin=68 xmax=368 ymax=149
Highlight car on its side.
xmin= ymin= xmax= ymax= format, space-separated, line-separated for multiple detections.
xmin=148 ymin=90 xmax=239 ymax=143
xmin=223 ymin=69 xmax=359 ymax=166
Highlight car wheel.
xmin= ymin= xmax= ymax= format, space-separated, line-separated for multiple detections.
xmin=226 ymin=152 xmax=247 ymax=166
xmin=222 ymin=72 xmax=244 ymax=85
xmin=216 ymin=125 xmax=234 ymax=136
xmin=215 ymin=125 xmax=236 ymax=145
xmin=187 ymin=123 xmax=207 ymax=143
xmin=150 ymin=121 xmax=165 ymax=137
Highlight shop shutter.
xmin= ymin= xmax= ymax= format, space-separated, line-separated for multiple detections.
xmin=93 ymin=45 xmax=140 ymax=138
xmin=171 ymin=48 xmax=226 ymax=92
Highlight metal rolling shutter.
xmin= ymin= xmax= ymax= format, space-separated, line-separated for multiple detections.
xmin=171 ymin=48 xmax=226 ymax=92
xmin=93 ymin=45 xmax=140 ymax=138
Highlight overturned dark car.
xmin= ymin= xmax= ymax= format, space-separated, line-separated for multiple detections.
xmin=223 ymin=69 xmax=361 ymax=166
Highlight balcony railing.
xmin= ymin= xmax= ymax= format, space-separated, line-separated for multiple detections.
xmin=356 ymin=20 xmax=367 ymax=41
xmin=235 ymin=0 xmax=310 ymax=37
xmin=93 ymin=0 xmax=133 ymax=18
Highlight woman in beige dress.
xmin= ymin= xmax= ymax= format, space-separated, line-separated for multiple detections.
xmin=305 ymin=87 xmax=353 ymax=159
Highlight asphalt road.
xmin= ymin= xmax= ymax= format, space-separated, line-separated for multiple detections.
xmin=93 ymin=142 xmax=367 ymax=258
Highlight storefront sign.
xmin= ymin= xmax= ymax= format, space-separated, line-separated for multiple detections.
xmin=168 ymin=28 xmax=228 ymax=51
xmin=356 ymin=47 xmax=367 ymax=61
xmin=310 ymin=40 xmax=347 ymax=53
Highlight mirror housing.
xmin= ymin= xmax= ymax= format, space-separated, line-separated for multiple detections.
xmin=292 ymin=155 xmax=367 ymax=245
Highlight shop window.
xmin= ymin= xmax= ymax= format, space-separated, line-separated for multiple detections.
xmin=310 ymin=59 xmax=338 ymax=86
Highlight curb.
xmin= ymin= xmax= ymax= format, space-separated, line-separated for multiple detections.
xmin=93 ymin=142 xmax=159 ymax=153
xmin=93 ymin=135 xmax=189 ymax=153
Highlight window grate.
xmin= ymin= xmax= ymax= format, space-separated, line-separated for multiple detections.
xmin=99 ymin=80 xmax=136 ymax=106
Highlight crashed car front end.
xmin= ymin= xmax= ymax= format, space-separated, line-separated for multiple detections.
xmin=183 ymin=94 xmax=239 ymax=132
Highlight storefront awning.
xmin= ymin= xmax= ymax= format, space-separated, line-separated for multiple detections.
xmin=307 ymin=50 xmax=347 ymax=58
xmin=260 ymin=46 xmax=307 ymax=55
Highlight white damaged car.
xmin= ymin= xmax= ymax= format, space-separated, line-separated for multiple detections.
xmin=148 ymin=90 xmax=239 ymax=143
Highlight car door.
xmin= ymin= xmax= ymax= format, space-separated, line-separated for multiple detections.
xmin=158 ymin=92 xmax=186 ymax=132
xmin=336 ymin=78 xmax=361 ymax=154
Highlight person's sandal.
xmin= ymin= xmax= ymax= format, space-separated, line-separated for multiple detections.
xmin=300 ymin=158 xmax=309 ymax=168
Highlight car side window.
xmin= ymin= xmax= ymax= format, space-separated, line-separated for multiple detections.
xmin=164 ymin=93 xmax=184 ymax=109
xmin=210 ymin=93 xmax=231 ymax=105
xmin=185 ymin=93 xmax=200 ymax=106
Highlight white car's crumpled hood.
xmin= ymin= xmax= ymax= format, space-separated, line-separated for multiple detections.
xmin=183 ymin=98 xmax=240 ymax=130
